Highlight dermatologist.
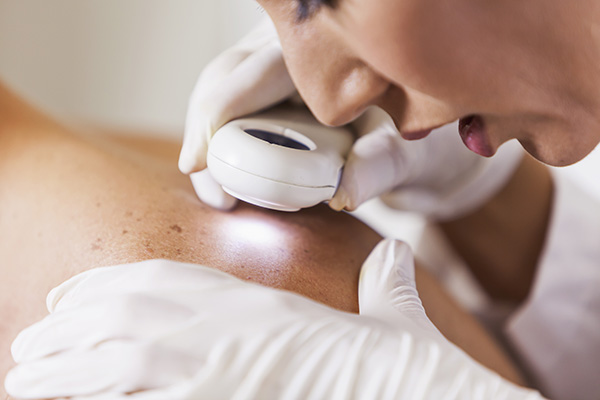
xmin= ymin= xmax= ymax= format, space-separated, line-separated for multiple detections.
xmin=6 ymin=1 xmax=600 ymax=399
xmin=177 ymin=1 xmax=600 ymax=399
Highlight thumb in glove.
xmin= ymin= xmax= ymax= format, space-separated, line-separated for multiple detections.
xmin=330 ymin=107 xmax=419 ymax=211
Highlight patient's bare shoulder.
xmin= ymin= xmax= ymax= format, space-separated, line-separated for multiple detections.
xmin=0 ymin=106 xmax=382 ymax=316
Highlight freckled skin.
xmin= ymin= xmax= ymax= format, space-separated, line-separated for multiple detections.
xmin=0 ymin=83 xmax=527 ymax=395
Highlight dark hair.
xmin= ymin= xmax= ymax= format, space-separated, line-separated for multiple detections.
xmin=297 ymin=0 xmax=338 ymax=21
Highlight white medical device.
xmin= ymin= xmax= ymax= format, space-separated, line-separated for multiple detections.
xmin=207 ymin=104 xmax=355 ymax=212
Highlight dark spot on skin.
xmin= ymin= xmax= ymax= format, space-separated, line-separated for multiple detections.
xmin=122 ymin=230 xmax=128 ymax=234
xmin=176 ymin=248 xmax=182 ymax=255
xmin=91 ymin=238 xmax=103 ymax=250
xmin=136 ymin=218 xmax=141 ymax=222
xmin=126 ymin=211 xmax=133 ymax=217
xmin=170 ymin=224 xmax=183 ymax=233
xmin=304 ymin=249 xmax=310 ymax=254
xmin=96 ymin=202 xmax=101 ymax=207
xmin=144 ymin=242 xmax=155 ymax=254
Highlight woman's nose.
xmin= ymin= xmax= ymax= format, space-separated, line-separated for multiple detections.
xmin=278 ymin=23 xmax=389 ymax=126
xmin=306 ymin=60 xmax=390 ymax=127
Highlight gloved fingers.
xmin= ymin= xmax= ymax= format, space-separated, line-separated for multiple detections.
xmin=377 ymin=121 xmax=482 ymax=213
xmin=359 ymin=239 xmax=445 ymax=339
xmin=46 ymin=261 xmax=238 ymax=313
xmin=358 ymin=239 xmax=416 ymax=311
xmin=179 ymin=38 xmax=295 ymax=174
xmin=12 ymin=293 xmax=194 ymax=363
xmin=5 ymin=342 xmax=201 ymax=399
xmin=190 ymin=170 xmax=238 ymax=211
xmin=178 ymin=19 xmax=279 ymax=175
xmin=179 ymin=53 xmax=251 ymax=175
xmin=373 ymin=121 xmax=525 ymax=221
xmin=330 ymin=126 xmax=410 ymax=211
xmin=357 ymin=239 xmax=431 ymax=331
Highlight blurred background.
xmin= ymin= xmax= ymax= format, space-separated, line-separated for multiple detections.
xmin=0 ymin=0 xmax=263 ymax=134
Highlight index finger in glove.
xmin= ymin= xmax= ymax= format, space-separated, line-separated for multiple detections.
xmin=11 ymin=293 xmax=195 ymax=364
xmin=358 ymin=239 xmax=418 ymax=316
xmin=358 ymin=239 xmax=441 ymax=338
xmin=6 ymin=342 xmax=201 ymax=399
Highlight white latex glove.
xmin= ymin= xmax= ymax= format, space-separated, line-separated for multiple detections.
xmin=329 ymin=107 xmax=523 ymax=220
xmin=6 ymin=240 xmax=544 ymax=400
xmin=180 ymin=18 xmax=295 ymax=210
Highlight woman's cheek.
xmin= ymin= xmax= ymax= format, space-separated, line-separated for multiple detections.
xmin=336 ymin=0 xmax=475 ymax=103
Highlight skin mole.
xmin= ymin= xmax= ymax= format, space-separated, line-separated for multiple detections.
xmin=169 ymin=224 xmax=183 ymax=233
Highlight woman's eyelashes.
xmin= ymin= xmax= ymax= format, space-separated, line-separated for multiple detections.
xmin=296 ymin=0 xmax=337 ymax=22
xmin=296 ymin=0 xmax=316 ymax=21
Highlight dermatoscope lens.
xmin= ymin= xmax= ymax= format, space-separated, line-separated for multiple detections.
xmin=244 ymin=129 xmax=310 ymax=151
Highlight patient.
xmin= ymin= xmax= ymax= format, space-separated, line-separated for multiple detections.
xmin=0 ymin=81 xmax=527 ymax=397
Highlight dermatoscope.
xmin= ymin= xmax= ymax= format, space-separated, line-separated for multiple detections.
xmin=207 ymin=104 xmax=354 ymax=212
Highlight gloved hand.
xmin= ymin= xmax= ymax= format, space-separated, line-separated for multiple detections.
xmin=328 ymin=107 xmax=523 ymax=220
xmin=179 ymin=18 xmax=296 ymax=210
xmin=6 ymin=239 xmax=544 ymax=400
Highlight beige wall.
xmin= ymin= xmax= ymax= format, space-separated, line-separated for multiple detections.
xmin=0 ymin=0 xmax=263 ymax=134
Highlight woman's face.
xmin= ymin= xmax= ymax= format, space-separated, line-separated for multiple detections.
xmin=258 ymin=0 xmax=600 ymax=166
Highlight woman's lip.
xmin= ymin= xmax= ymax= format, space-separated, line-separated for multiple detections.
xmin=400 ymin=129 xmax=433 ymax=140
xmin=458 ymin=115 xmax=495 ymax=157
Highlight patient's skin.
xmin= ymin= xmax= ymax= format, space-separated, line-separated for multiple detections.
xmin=0 ymin=83 xmax=526 ymax=396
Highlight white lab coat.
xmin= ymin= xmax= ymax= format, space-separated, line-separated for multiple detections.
xmin=505 ymin=170 xmax=600 ymax=400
